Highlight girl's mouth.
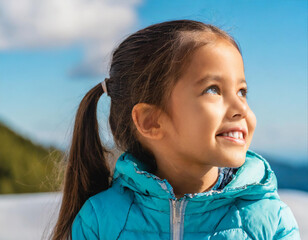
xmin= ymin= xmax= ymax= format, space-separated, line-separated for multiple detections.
xmin=216 ymin=134 xmax=246 ymax=145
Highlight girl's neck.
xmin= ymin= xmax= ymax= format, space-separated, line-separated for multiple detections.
xmin=154 ymin=162 xmax=219 ymax=199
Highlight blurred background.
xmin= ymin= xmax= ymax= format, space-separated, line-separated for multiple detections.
xmin=0 ymin=0 xmax=307 ymax=239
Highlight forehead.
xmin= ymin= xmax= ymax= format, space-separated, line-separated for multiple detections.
xmin=180 ymin=39 xmax=245 ymax=86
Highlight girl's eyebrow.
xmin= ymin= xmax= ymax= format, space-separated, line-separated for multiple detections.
xmin=194 ymin=74 xmax=247 ymax=86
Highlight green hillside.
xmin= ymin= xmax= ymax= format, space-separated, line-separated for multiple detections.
xmin=0 ymin=121 xmax=64 ymax=194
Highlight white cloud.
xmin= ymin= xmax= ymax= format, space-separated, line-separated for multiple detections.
xmin=0 ymin=0 xmax=141 ymax=76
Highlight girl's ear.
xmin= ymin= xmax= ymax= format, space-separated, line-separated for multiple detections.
xmin=131 ymin=103 xmax=164 ymax=140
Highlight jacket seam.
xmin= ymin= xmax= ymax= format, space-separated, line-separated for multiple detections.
xmin=88 ymin=198 xmax=100 ymax=238
xmin=273 ymin=205 xmax=299 ymax=239
xmin=118 ymin=227 xmax=248 ymax=234
xmin=116 ymin=193 xmax=135 ymax=240
xmin=120 ymin=177 xmax=168 ymax=198
xmin=274 ymin=227 xmax=299 ymax=240
xmin=234 ymin=202 xmax=255 ymax=240
xmin=134 ymin=200 xmax=169 ymax=212
xmin=213 ymin=205 xmax=232 ymax=231
xmin=120 ymin=229 xmax=169 ymax=233
xmin=78 ymin=214 xmax=99 ymax=238
xmin=197 ymin=227 xmax=248 ymax=234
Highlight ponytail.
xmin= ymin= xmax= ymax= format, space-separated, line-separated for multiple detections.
xmin=50 ymin=83 xmax=111 ymax=240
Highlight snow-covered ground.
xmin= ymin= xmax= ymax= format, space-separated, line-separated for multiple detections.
xmin=0 ymin=192 xmax=62 ymax=240
xmin=0 ymin=190 xmax=307 ymax=240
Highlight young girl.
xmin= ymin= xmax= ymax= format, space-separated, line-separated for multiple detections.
xmin=51 ymin=20 xmax=300 ymax=240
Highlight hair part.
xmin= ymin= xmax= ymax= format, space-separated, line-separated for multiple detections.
xmin=50 ymin=19 xmax=241 ymax=240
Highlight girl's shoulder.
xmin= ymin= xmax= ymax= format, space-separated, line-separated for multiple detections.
xmin=88 ymin=178 xmax=134 ymax=208
xmin=234 ymin=195 xmax=300 ymax=239
xmin=72 ymin=179 xmax=134 ymax=239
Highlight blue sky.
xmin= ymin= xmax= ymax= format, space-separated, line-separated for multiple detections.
xmin=0 ymin=0 xmax=307 ymax=163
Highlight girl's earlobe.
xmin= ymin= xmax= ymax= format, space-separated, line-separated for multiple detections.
xmin=131 ymin=103 xmax=164 ymax=140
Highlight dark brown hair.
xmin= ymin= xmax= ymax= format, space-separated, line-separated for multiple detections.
xmin=50 ymin=19 xmax=241 ymax=240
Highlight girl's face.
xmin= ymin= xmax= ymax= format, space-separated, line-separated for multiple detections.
xmin=162 ymin=39 xmax=257 ymax=168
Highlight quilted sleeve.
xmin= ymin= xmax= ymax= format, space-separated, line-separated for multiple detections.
xmin=71 ymin=199 xmax=99 ymax=240
xmin=274 ymin=203 xmax=301 ymax=240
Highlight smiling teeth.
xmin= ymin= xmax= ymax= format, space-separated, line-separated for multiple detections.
xmin=222 ymin=131 xmax=243 ymax=139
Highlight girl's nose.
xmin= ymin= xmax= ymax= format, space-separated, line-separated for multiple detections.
xmin=227 ymin=95 xmax=248 ymax=120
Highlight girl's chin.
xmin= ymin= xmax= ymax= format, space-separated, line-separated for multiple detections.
xmin=228 ymin=160 xmax=246 ymax=168
xmin=216 ymin=153 xmax=246 ymax=168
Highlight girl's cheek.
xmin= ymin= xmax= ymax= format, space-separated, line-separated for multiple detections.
xmin=247 ymin=108 xmax=257 ymax=135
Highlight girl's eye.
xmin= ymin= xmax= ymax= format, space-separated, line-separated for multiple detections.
xmin=202 ymin=85 xmax=220 ymax=95
xmin=202 ymin=85 xmax=248 ymax=98
xmin=238 ymin=88 xmax=248 ymax=98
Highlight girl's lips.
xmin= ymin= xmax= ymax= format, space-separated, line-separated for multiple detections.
xmin=216 ymin=135 xmax=246 ymax=145
xmin=216 ymin=127 xmax=247 ymax=140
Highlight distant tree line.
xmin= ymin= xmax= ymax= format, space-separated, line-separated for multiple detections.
xmin=0 ymin=121 xmax=64 ymax=194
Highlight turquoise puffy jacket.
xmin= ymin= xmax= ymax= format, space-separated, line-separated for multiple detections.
xmin=72 ymin=149 xmax=300 ymax=239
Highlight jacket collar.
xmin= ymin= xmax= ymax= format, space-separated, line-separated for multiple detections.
xmin=112 ymin=149 xmax=278 ymax=205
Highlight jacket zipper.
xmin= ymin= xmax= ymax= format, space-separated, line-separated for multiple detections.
xmin=170 ymin=197 xmax=187 ymax=240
